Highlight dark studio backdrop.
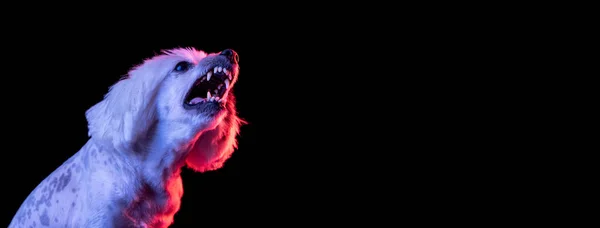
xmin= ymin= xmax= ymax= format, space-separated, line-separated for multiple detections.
xmin=1 ymin=5 xmax=528 ymax=227
xmin=0 ymin=23 xmax=391 ymax=226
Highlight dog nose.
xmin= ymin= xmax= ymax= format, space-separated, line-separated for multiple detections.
xmin=220 ymin=49 xmax=239 ymax=63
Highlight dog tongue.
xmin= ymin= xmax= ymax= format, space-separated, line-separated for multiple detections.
xmin=190 ymin=97 xmax=204 ymax=105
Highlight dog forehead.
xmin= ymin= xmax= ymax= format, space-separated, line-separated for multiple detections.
xmin=164 ymin=48 xmax=208 ymax=64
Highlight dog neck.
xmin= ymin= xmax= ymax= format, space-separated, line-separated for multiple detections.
xmin=97 ymin=122 xmax=200 ymax=226
xmin=136 ymin=121 xmax=202 ymax=190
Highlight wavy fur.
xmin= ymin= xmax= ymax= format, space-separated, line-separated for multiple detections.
xmin=9 ymin=47 xmax=244 ymax=228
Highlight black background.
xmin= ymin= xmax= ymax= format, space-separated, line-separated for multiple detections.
xmin=0 ymin=24 xmax=377 ymax=226
xmin=0 ymin=5 xmax=531 ymax=226
xmin=0 ymin=11 xmax=500 ymax=227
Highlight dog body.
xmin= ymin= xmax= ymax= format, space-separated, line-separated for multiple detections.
xmin=9 ymin=48 xmax=243 ymax=228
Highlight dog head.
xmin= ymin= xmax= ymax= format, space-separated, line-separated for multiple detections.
xmin=86 ymin=47 xmax=244 ymax=172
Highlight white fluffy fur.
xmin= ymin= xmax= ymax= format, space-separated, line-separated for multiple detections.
xmin=9 ymin=47 xmax=244 ymax=228
xmin=86 ymin=48 xmax=244 ymax=171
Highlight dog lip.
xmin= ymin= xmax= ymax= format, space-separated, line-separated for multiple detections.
xmin=182 ymin=100 xmax=224 ymax=110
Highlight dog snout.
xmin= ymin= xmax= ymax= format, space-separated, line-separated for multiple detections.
xmin=220 ymin=49 xmax=239 ymax=64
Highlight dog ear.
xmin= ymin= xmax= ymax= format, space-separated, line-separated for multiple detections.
xmin=85 ymin=56 xmax=175 ymax=151
xmin=185 ymin=96 xmax=246 ymax=172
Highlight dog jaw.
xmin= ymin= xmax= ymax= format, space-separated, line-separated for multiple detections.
xmin=156 ymin=51 xmax=239 ymax=144
xmin=185 ymin=95 xmax=244 ymax=172
xmin=155 ymin=49 xmax=243 ymax=173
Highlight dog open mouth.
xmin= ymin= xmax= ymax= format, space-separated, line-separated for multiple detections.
xmin=184 ymin=66 xmax=232 ymax=107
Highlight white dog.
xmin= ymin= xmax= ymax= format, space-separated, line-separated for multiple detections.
xmin=8 ymin=48 xmax=244 ymax=228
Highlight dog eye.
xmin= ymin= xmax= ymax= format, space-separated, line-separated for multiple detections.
xmin=174 ymin=62 xmax=191 ymax=72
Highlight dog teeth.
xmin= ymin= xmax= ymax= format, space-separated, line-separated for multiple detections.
xmin=223 ymin=68 xmax=233 ymax=80
xmin=204 ymin=96 xmax=222 ymax=102
xmin=209 ymin=66 xmax=232 ymax=79
xmin=188 ymin=92 xmax=225 ymax=105
xmin=196 ymin=67 xmax=233 ymax=99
